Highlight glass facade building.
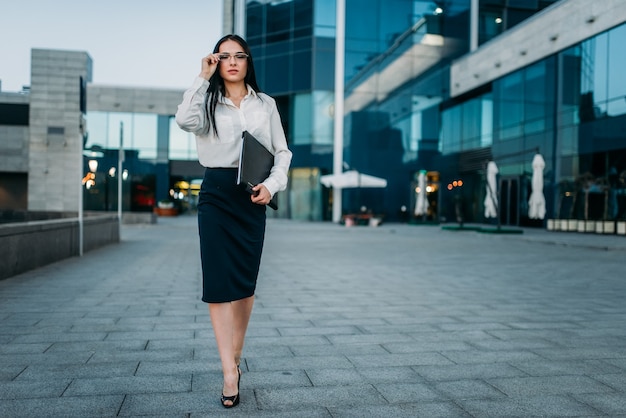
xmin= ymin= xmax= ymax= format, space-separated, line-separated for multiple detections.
xmin=439 ymin=18 xmax=626 ymax=227
xmin=242 ymin=0 xmax=575 ymax=223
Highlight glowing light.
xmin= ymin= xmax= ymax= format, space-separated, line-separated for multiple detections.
xmin=434 ymin=7 xmax=443 ymax=14
xmin=458 ymin=180 xmax=463 ymax=187
xmin=426 ymin=186 xmax=433 ymax=193
xmin=88 ymin=160 xmax=98 ymax=173
xmin=495 ymin=17 xmax=502 ymax=24
xmin=415 ymin=187 xmax=421 ymax=193
xmin=447 ymin=184 xmax=453 ymax=190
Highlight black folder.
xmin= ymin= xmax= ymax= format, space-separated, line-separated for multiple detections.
xmin=237 ymin=131 xmax=278 ymax=210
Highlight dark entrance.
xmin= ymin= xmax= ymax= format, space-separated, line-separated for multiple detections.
xmin=499 ymin=176 xmax=519 ymax=226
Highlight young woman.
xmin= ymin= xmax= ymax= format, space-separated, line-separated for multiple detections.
xmin=175 ymin=34 xmax=292 ymax=408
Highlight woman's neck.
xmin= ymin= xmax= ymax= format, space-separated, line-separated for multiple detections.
xmin=224 ymin=81 xmax=247 ymax=99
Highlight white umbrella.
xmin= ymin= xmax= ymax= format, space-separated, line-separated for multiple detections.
xmin=320 ymin=170 xmax=387 ymax=189
xmin=414 ymin=171 xmax=428 ymax=216
xmin=484 ymin=161 xmax=498 ymax=218
xmin=528 ymin=153 xmax=546 ymax=219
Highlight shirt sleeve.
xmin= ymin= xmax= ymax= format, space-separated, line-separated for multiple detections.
xmin=175 ymin=77 xmax=210 ymax=135
xmin=261 ymin=99 xmax=292 ymax=197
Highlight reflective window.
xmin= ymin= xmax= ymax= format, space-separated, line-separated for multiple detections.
xmin=264 ymin=54 xmax=290 ymax=93
xmin=479 ymin=11 xmax=503 ymax=44
xmin=266 ymin=1 xmax=291 ymax=43
xmin=292 ymin=50 xmax=312 ymax=91
xmin=312 ymin=91 xmax=334 ymax=145
xmin=132 ymin=114 xmax=157 ymax=159
xmin=246 ymin=3 xmax=264 ymax=46
xmin=314 ymin=0 xmax=335 ymax=37
xmin=293 ymin=93 xmax=312 ymax=145
xmin=440 ymin=93 xmax=492 ymax=155
xmin=524 ymin=61 xmax=547 ymax=134
xmin=85 ymin=111 xmax=158 ymax=159
xmin=169 ymin=117 xmax=196 ymax=160
xmin=607 ymin=24 xmax=626 ymax=116
xmin=495 ymin=71 xmax=523 ymax=140
xmin=559 ymin=47 xmax=581 ymax=127
xmin=461 ymin=98 xmax=481 ymax=149
xmin=441 ymin=105 xmax=461 ymax=155
xmin=314 ymin=48 xmax=336 ymax=90
xmin=247 ymin=0 xmax=312 ymax=45
xmin=292 ymin=91 xmax=335 ymax=145
xmin=481 ymin=96 xmax=493 ymax=147
xmin=580 ymin=33 xmax=608 ymax=116
xmin=294 ymin=0 xmax=313 ymax=39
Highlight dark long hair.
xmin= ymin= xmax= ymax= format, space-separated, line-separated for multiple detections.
xmin=205 ymin=34 xmax=261 ymax=136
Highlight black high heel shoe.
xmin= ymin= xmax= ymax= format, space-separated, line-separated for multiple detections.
xmin=220 ymin=367 xmax=241 ymax=408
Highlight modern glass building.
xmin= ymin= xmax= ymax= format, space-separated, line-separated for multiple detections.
xmin=234 ymin=0 xmax=626 ymax=228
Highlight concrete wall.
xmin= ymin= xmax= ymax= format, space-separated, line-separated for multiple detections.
xmin=0 ymin=213 xmax=119 ymax=280
xmin=450 ymin=0 xmax=626 ymax=97
xmin=86 ymin=85 xmax=183 ymax=115
xmin=28 ymin=49 xmax=92 ymax=212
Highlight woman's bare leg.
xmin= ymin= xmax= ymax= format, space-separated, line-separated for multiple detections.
xmin=208 ymin=296 xmax=255 ymax=406
xmin=232 ymin=296 xmax=255 ymax=368
xmin=208 ymin=303 xmax=239 ymax=406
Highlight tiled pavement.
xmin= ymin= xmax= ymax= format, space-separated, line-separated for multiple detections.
xmin=1 ymin=215 xmax=626 ymax=417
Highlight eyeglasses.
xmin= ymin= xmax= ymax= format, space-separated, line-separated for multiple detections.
xmin=217 ymin=53 xmax=249 ymax=61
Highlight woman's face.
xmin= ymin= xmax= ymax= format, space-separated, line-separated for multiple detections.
xmin=218 ymin=39 xmax=248 ymax=84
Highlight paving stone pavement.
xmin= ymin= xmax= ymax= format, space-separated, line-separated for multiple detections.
xmin=1 ymin=215 xmax=626 ymax=417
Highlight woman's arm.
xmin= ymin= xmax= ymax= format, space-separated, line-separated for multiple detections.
xmin=174 ymin=77 xmax=210 ymax=135
xmin=175 ymin=54 xmax=220 ymax=135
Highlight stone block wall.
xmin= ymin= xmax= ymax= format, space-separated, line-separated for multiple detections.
xmin=28 ymin=49 xmax=92 ymax=212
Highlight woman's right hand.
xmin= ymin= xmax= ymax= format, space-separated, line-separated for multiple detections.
xmin=199 ymin=54 xmax=220 ymax=80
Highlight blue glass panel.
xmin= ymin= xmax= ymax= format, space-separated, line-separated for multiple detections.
xmin=524 ymin=62 xmax=547 ymax=134
xmin=264 ymin=54 xmax=290 ymax=94
xmin=495 ymin=71 xmax=523 ymax=140
xmin=441 ymin=106 xmax=461 ymax=154
xmin=607 ymin=24 xmax=626 ymax=117
xmin=293 ymin=93 xmax=312 ymax=145
xmin=132 ymin=114 xmax=158 ymax=159
xmin=314 ymin=0 xmax=335 ymax=36
xmin=461 ymin=98 xmax=481 ymax=149
xmin=581 ymin=32 xmax=608 ymax=114
xmin=312 ymin=91 xmax=334 ymax=145
xmin=314 ymin=49 xmax=335 ymax=90
xmin=266 ymin=1 xmax=292 ymax=40
xmin=292 ymin=50 xmax=312 ymax=91
xmin=481 ymin=94 xmax=493 ymax=147
xmin=169 ymin=117 xmax=196 ymax=160
xmin=246 ymin=4 xmax=264 ymax=45
xmin=294 ymin=0 xmax=313 ymax=32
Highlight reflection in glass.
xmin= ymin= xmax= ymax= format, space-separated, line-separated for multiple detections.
xmin=607 ymin=24 xmax=626 ymax=116
xmin=314 ymin=0 xmax=335 ymax=37
xmin=169 ymin=117 xmax=196 ymax=160
xmin=86 ymin=111 xmax=158 ymax=159
xmin=313 ymin=91 xmax=334 ymax=145
xmin=581 ymin=33 xmax=608 ymax=109
xmin=293 ymin=93 xmax=312 ymax=145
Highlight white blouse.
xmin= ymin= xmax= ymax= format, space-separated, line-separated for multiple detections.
xmin=175 ymin=76 xmax=292 ymax=197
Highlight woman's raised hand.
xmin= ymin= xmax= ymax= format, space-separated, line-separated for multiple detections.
xmin=199 ymin=54 xmax=220 ymax=80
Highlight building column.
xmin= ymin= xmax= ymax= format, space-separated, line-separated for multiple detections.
xmin=28 ymin=49 xmax=92 ymax=213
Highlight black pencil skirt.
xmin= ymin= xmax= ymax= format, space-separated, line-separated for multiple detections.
xmin=197 ymin=168 xmax=266 ymax=303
